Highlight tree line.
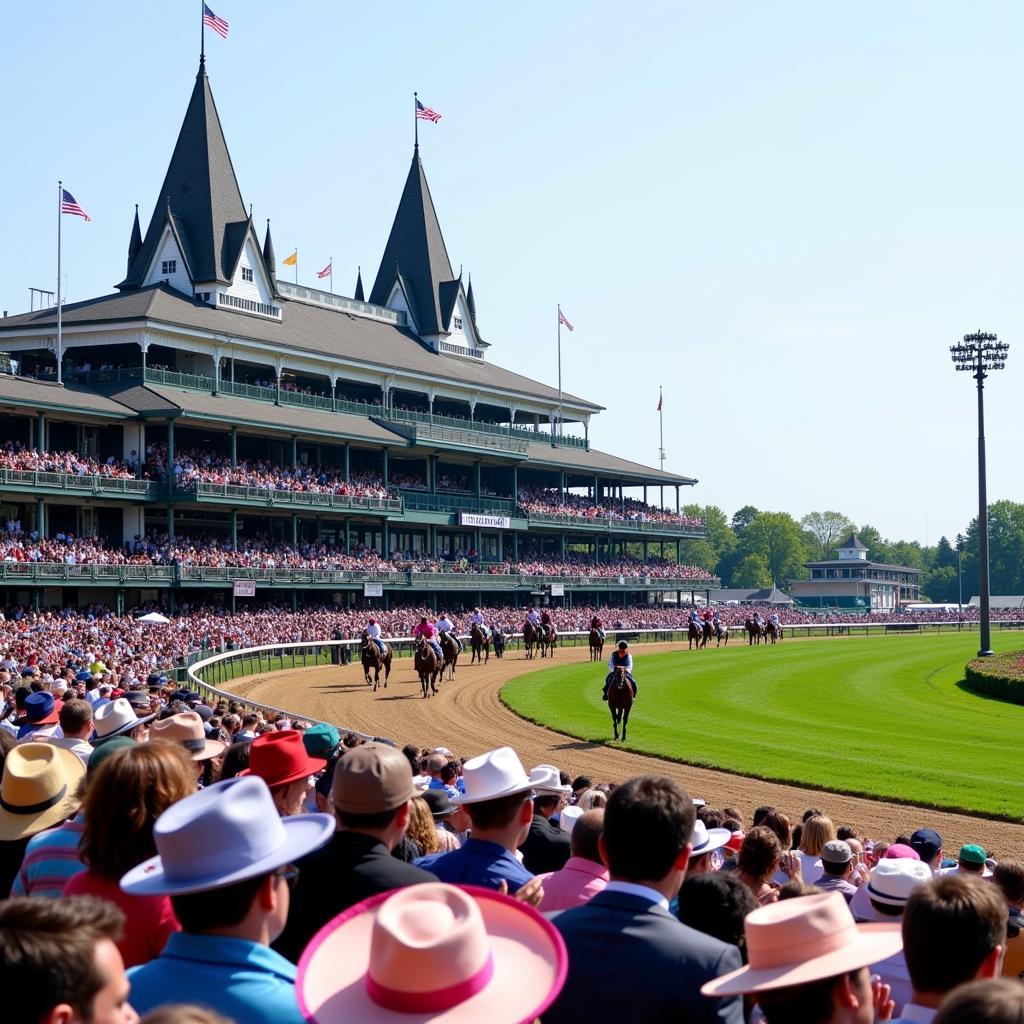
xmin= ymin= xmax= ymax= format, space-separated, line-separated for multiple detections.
xmin=679 ymin=501 xmax=1024 ymax=602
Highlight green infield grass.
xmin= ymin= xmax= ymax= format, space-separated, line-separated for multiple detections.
xmin=500 ymin=632 xmax=1024 ymax=819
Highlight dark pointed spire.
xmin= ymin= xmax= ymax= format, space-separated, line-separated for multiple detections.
xmin=118 ymin=60 xmax=248 ymax=290
xmin=466 ymin=274 xmax=477 ymax=323
xmin=354 ymin=266 xmax=365 ymax=302
xmin=127 ymin=205 xmax=143 ymax=274
xmin=369 ymin=147 xmax=456 ymax=336
xmin=263 ymin=220 xmax=277 ymax=282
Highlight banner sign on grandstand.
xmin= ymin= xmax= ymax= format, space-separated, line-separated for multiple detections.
xmin=233 ymin=579 xmax=256 ymax=597
xmin=363 ymin=582 xmax=384 ymax=597
xmin=458 ymin=512 xmax=511 ymax=530
xmin=550 ymin=583 xmax=565 ymax=597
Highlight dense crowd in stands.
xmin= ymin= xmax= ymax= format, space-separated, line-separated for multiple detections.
xmin=518 ymin=485 xmax=704 ymax=527
xmin=0 ymin=640 xmax=1021 ymax=1023
xmin=0 ymin=442 xmax=138 ymax=479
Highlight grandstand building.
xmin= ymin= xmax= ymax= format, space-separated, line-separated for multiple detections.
xmin=0 ymin=58 xmax=714 ymax=614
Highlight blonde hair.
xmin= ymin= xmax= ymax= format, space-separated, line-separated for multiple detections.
xmin=577 ymin=789 xmax=607 ymax=811
xmin=799 ymin=815 xmax=836 ymax=856
xmin=406 ymin=797 xmax=441 ymax=856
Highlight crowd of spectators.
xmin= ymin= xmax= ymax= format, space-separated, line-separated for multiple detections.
xmin=518 ymin=485 xmax=704 ymax=528
xmin=0 ymin=441 xmax=138 ymax=479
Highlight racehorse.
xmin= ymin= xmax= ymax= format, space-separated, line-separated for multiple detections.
xmin=360 ymin=631 xmax=392 ymax=692
xmin=745 ymin=618 xmax=766 ymax=645
xmin=523 ymin=621 xmax=541 ymax=660
xmin=492 ymin=627 xmax=506 ymax=659
xmin=765 ymin=620 xmax=783 ymax=644
xmin=688 ymin=620 xmax=704 ymax=650
xmin=414 ymin=637 xmax=443 ymax=698
xmin=701 ymin=620 xmax=715 ymax=649
xmin=540 ymin=624 xmax=557 ymax=659
xmin=713 ymin=620 xmax=729 ymax=647
xmin=607 ymin=664 xmax=634 ymax=742
xmin=470 ymin=623 xmax=490 ymax=665
xmin=588 ymin=628 xmax=604 ymax=662
xmin=440 ymin=632 xmax=460 ymax=680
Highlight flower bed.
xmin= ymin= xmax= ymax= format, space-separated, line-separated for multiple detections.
xmin=964 ymin=650 xmax=1024 ymax=705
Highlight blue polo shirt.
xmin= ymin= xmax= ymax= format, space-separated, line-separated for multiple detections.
xmin=415 ymin=837 xmax=534 ymax=894
xmin=128 ymin=932 xmax=303 ymax=1024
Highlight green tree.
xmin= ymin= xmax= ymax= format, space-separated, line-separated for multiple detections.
xmin=739 ymin=512 xmax=809 ymax=585
xmin=923 ymin=565 xmax=958 ymax=603
xmin=731 ymin=505 xmax=759 ymax=535
xmin=682 ymin=538 xmax=719 ymax=574
xmin=733 ymin=553 xmax=773 ymax=589
xmin=683 ymin=504 xmax=737 ymax=563
xmin=888 ymin=541 xmax=926 ymax=571
xmin=801 ymin=511 xmax=856 ymax=560
xmin=962 ymin=500 xmax=1024 ymax=595
xmin=856 ymin=524 xmax=889 ymax=564
xmin=935 ymin=536 xmax=957 ymax=569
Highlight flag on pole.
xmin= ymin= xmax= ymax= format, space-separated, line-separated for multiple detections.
xmin=60 ymin=189 xmax=91 ymax=221
xmin=317 ymin=261 xmax=332 ymax=279
xmin=282 ymin=251 xmax=298 ymax=267
xmin=415 ymin=99 xmax=442 ymax=123
xmin=558 ymin=308 xmax=574 ymax=332
xmin=657 ymin=390 xmax=663 ymax=412
xmin=202 ymin=4 xmax=230 ymax=38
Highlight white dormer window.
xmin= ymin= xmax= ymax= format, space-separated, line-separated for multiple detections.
xmin=453 ymin=315 xmax=463 ymax=330
xmin=162 ymin=259 xmax=177 ymax=276
xmin=241 ymin=267 xmax=253 ymax=282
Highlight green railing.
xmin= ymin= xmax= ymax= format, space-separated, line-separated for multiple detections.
xmin=384 ymin=406 xmax=587 ymax=451
xmin=398 ymin=490 xmax=517 ymax=516
xmin=526 ymin=511 xmax=706 ymax=537
xmin=175 ymin=566 xmax=403 ymax=586
xmin=0 ymin=563 xmax=174 ymax=584
xmin=184 ymin=481 xmax=403 ymax=513
xmin=521 ymin=573 xmax=719 ymax=589
xmin=65 ymin=367 xmax=144 ymax=385
xmin=0 ymin=469 xmax=158 ymax=499
xmin=145 ymin=367 xmax=217 ymax=391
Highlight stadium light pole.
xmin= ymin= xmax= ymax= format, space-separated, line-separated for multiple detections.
xmin=955 ymin=532 xmax=965 ymax=628
xmin=950 ymin=330 xmax=1009 ymax=657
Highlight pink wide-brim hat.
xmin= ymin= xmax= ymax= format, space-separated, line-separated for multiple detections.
xmin=701 ymin=892 xmax=903 ymax=997
xmin=298 ymin=883 xmax=568 ymax=1024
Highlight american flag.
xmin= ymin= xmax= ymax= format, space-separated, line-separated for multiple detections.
xmin=317 ymin=261 xmax=332 ymax=280
xmin=203 ymin=4 xmax=229 ymax=38
xmin=61 ymin=189 xmax=91 ymax=221
xmin=415 ymin=99 xmax=442 ymax=123
xmin=558 ymin=308 xmax=574 ymax=332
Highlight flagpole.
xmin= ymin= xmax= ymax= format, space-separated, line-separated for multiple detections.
xmin=200 ymin=0 xmax=205 ymax=62
xmin=659 ymin=386 xmax=665 ymax=507
xmin=295 ymin=249 xmax=298 ymax=285
xmin=329 ymin=256 xmax=333 ymax=294
xmin=414 ymin=91 xmax=419 ymax=148
xmin=557 ymin=305 xmax=563 ymax=437
xmin=56 ymin=180 xmax=63 ymax=386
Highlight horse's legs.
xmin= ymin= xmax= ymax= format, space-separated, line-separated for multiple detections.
xmin=611 ymin=707 xmax=619 ymax=740
xmin=621 ymin=708 xmax=629 ymax=743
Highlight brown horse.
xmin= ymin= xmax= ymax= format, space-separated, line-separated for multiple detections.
xmin=688 ymin=620 xmax=704 ymax=650
xmin=440 ymin=632 xmax=460 ymax=680
xmin=713 ymin=620 xmax=729 ymax=647
xmin=745 ymin=618 xmax=766 ymax=645
xmin=607 ymin=664 xmax=634 ymax=742
xmin=360 ymin=632 xmax=392 ymax=692
xmin=588 ymin=628 xmax=604 ymax=662
xmin=414 ymin=637 xmax=442 ymax=698
xmin=523 ymin=621 xmax=541 ymax=660
xmin=540 ymin=624 xmax=557 ymax=659
xmin=470 ymin=623 xmax=490 ymax=665
xmin=765 ymin=620 xmax=783 ymax=644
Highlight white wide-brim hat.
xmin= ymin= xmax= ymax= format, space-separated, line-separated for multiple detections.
xmin=691 ymin=821 xmax=733 ymax=857
xmin=298 ymin=883 xmax=568 ymax=1024
xmin=91 ymin=697 xmax=155 ymax=742
xmin=452 ymin=747 xmax=550 ymax=806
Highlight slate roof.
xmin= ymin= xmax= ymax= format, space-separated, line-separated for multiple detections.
xmin=968 ymin=595 xmax=1024 ymax=609
xmin=708 ymin=587 xmax=794 ymax=604
xmin=838 ymin=532 xmax=868 ymax=550
xmin=524 ymin=439 xmax=696 ymax=485
xmin=0 ymin=376 xmax=135 ymax=418
xmin=118 ymin=61 xmax=252 ymax=290
xmin=369 ymin=148 xmax=460 ymax=336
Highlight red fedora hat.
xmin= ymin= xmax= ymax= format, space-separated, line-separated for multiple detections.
xmin=242 ymin=731 xmax=327 ymax=789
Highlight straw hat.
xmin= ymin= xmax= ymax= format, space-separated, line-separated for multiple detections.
xmin=0 ymin=742 xmax=85 ymax=840
xmin=148 ymin=711 xmax=226 ymax=760
xmin=701 ymin=892 xmax=903 ymax=996
xmin=298 ymin=883 xmax=567 ymax=1023
xmin=91 ymin=697 xmax=155 ymax=743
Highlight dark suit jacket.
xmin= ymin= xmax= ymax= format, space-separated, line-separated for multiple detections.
xmin=519 ymin=813 xmax=571 ymax=875
xmin=273 ymin=830 xmax=436 ymax=963
xmin=544 ymin=889 xmax=744 ymax=1024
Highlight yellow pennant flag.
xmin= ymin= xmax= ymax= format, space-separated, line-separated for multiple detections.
xmin=282 ymin=251 xmax=297 ymax=267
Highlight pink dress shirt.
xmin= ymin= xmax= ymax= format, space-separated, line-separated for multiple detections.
xmin=536 ymin=856 xmax=610 ymax=912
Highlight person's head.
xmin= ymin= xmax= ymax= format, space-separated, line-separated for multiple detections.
xmin=331 ymin=742 xmax=416 ymax=849
xmin=932 ymin=978 xmax=1024 ymax=1024
xmin=759 ymin=809 xmax=792 ymax=849
xmin=244 ymin=731 xmax=325 ymax=818
xmin=738 ymin=826 xmax=783 ymax=883
xmin=0 ymin=895 xmax=138 ymax=1024
xmin=752 ymin=805 xmax=777 ymax=827
xmin=678 ymin=872 xmax=757 ymax=956
xmin=80 ymin=740 xmax=196 ymax=878
xmin=957 ymin=844 xmax=989 ymax=875
xmin=901 ymin=874 xmax=1007 ymax=1001
xmin=569 ymin=809 xmax=604 ymax=865
xmin=865 ymin=858 xmax=934 ymax=918
xmin=799 ymin=816 xmax=836 ymax=856
xmin=464 ymin=791 xmax=535 ymax=847
xmin=405 ymin=796 xmax=440 ymax=856
xmin=217 ymin=740 xmax=251 ymax=781
xmin=426 ymin=753 xmax=446 ymax=776
xmin=909 ymin=828 xmax=943 ymax=870
xmin=601 ymin=774 xmax=694 ymax=893
xmin=58 ymin=699 xmax=93 ymax=740
xmin=820 ymin=840 xmax=854 ymax=879
xmin=993 ymin=858 xmax=1024 ymax=910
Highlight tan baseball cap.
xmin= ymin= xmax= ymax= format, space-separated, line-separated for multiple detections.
xmin=332 ymin=742 xmax=416 ymax=814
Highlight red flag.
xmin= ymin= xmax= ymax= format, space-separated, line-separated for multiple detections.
xmin=317 ymin=261 xmax=332 ymax=280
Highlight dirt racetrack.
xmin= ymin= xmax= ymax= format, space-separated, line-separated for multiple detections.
xmin=229 ymin=640 xmax=1024 ymax=855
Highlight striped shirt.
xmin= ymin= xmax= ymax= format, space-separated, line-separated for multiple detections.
xmin=10 ymin=814 xmax=86 ymax=899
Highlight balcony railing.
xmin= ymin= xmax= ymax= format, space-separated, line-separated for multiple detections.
xmin=0 ymin=468 xmax=158 ymax=499
xmin=0 ymin=563 xmax=174 ymax=584
xmin=184 ymin=482 xmax=403 ymax=513
xmin=383 ymin=406 xmax=587 ymax=451
xmin=398 ymin=490 xmax=517 ymax=516
xmin=525 ymin=511 xmax=706 ymax=537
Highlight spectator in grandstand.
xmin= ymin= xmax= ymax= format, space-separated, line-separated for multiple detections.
xmin=684 ymin=818 xmax=734 ymax=878
xmin=15 ymin=690 xmax=62 ymax=741
xmin=64 ymin=741 xmax=196 ymax=967
xmin=148 ymin=712 xmax=226 ymax=783
xmin=536 ymin=808 xmax=609 ymax=913
xmin=42 ymin=697 xmax=94 ymax=766
xmin=92 ymin=697 xmax=155 ymax=746
xmin=0 ymin=895 xmax=139 ymax=1024
xmin=421 ymin=788 xmax=466 ymax=852
xmin=241 ymin=730 xmax=325 ymax=817
xmin=701 ymin=891 xmax=900 ymax=1023
xmin=889 ymin=874 xmax=1007 ymax=1023
xmin=273 ymin=742 xmax=437 ymax=963
xmin=910 ymin=828 xmax=944 ymax=872
xmin=737 ymin=826 xmax=785 ymax=906
xmin=677 ymin=871 xmax=757 ymax=959
xmin=812 ymin=840 xmax=860 ymax=904
xmin=0 ymin=741 xmax=85 ymax=896
xmin=518 ymin=764 xmax=573 ymax=875
xmin=122 ymin=776 xmax=334 ymax=1024
xmin=403 ymin=796 xmax=442 ymax=857
xmin=940 ymin=843 xmax=992 ymax=878
xmin=415 ymin=747 xmax=541 ymax=898
xmin=544 ymin=774 xmax=743 ymax=1024
xmin=796 ymin=814 xmax=837 ymax=882
xmin=992 ymin=859 xmax=1024 ymax=980
xmin=933 ymin=978 xmax=1024 ymax=1024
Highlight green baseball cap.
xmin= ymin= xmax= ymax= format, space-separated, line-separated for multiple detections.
xmin=87 ymin=735 xmax=137 ymax=776
xmin=303 ymin=722 xmax=341 ymax=759
xmin=959 ymin=843 xmax=987 ymax=866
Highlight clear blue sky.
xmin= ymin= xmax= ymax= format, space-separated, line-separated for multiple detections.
xmin=2 ymin=1 xmax=1020 ymax=543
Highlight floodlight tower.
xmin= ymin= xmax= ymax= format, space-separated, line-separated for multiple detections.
xmin=950 ymin=330 xmax=1009 ymax=656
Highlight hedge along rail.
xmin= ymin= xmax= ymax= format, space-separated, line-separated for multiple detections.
xmin=184 ymin=621 xmax=1024 ymax=739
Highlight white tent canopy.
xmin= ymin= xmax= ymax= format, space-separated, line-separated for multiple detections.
xmin=137 ymin=611 xmax=171 ymax=624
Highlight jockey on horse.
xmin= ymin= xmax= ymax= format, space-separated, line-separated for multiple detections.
xmin=364 ymin=617 xmax=387 ymax=658
xmin=589 ymin=614 xmax=605 ymax=643
xmin=469 ymin=607 xmax=490 ymax=642
xmin=602 ymin=640 xmax=638 ymax=702
xmin=524 ymin=605 xmax=541 ymax=633
xmin=435 ymin=611 xmax=462 ymax=654
xmin=413 ymin=616 xmax=443 ymax=660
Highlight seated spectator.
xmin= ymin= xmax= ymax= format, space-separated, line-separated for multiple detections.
xmin=64 ymin=741 xmax=196 ymax=967
xmin=537 ymin=808 xmax=609 ymax=912
xmin=545 ymin=775 xmax=744 ymax=1024
xmin=797 ymin=814 xmax=837 ymax=882
xmin=993 ymin=858 xmax=1024 ymax=980
xmin=909 ymin=828 xmax=944 ymax=873
xmin=933 ymin=978 xmax=1024 ymax=1024
xmin=701 ymin=891 xmax=902 ymax=1023
xmin=888 ymin=873 xmax=1007 ymax=1022
xmin=813 ymin=839 xmax=860 ymax=904
xmin=242 ymin=730 xmax=325 ymax=817
xmin=148 ymin=712 xmax=226 ymax=784
xmin=677 ymin=871 xmax=757 ymax=958
xmin=736 ymin=826 xmax=785 ymax=906
xmin=940 ymin=843 xmax=992 ymax=878
xmin=403 ymin=795 xmax=441 ymax=857
xmin=92 ymin=698 xmax=155 ymax=746
xmin=0 ymin=894 xmax=138 ymax=1024
xmin=518 ymin=765 xmax=573 ymax=875
xmin=122 ymin=776 xmax=334 ymax=1023
xmin=47 ymin=697 xmax=95 ymax=766
xmin=684 ymin=818 xmax=733 ymax=878
xmin=273 ymin=742 xmax=437 ymax=963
